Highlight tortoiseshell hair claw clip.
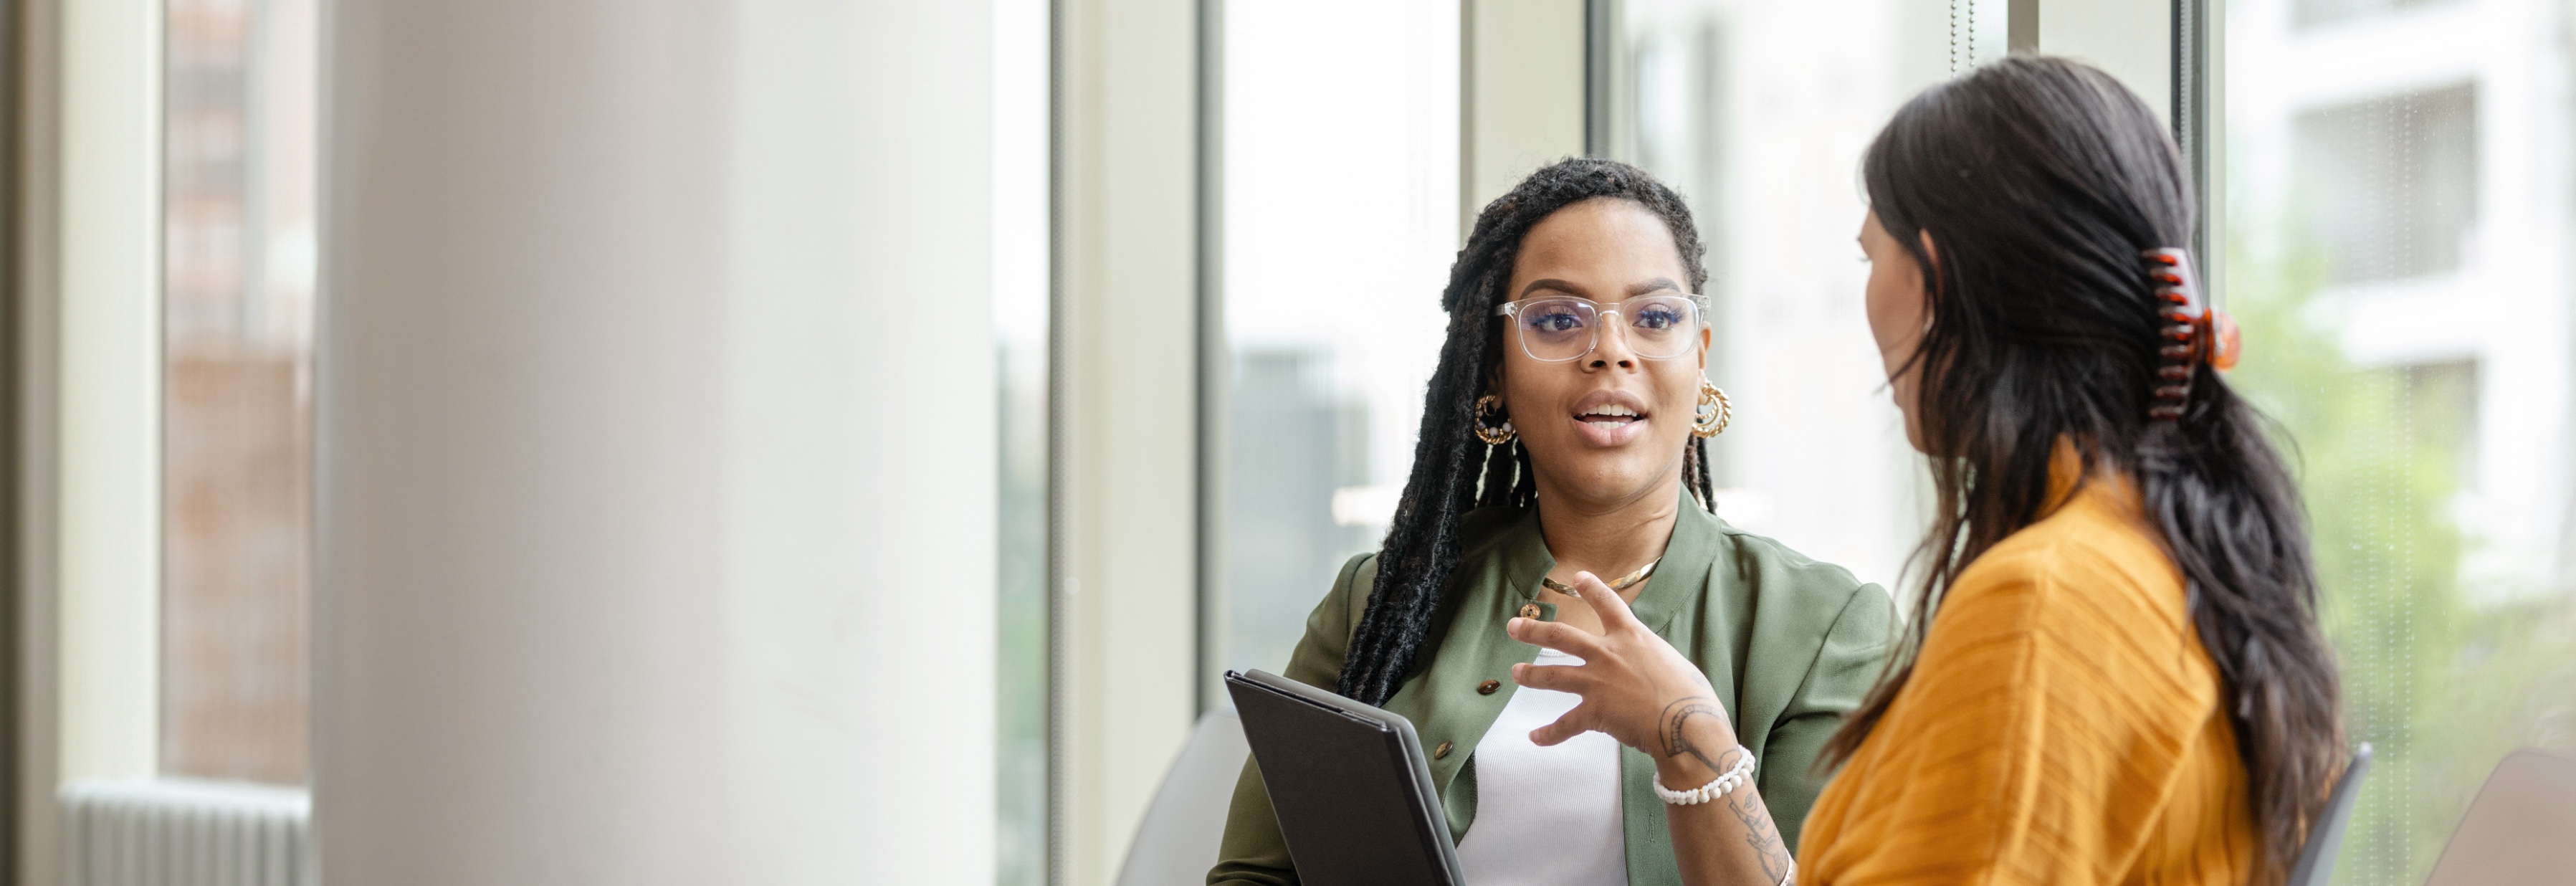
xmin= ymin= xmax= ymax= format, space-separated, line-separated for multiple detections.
xmin=2142 ymin=247 xmax=2239 ymax=421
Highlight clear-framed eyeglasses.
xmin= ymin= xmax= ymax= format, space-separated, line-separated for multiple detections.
xmin=1494 ymin=293 xmax=1709 ymax=362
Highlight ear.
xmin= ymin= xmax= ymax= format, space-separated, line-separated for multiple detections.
xmin=1916 ymin=229 xmax=1942 ymax=279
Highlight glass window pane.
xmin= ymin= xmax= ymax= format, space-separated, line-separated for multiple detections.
xmin=2291 ymin=85 xmax=2478 ymax=285
xmin=1611 ymin=0 xmax=1955 ymax=594
xmin=993 ymin=0 xmax=1051 ymax=880
xmin=2228 ymin=0 xmax=2576 ymax=882
xmin=2294 ymin=0 xmax=2449 ymax=29
xmin=1216 ymin=0 xmax=1459 ymax=685
xmin=161 ymin=0 xmax=318 ymax=786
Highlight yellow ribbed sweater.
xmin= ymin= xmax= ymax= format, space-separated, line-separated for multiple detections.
xmin=1797 ymin=459 xmax=2259 ymax=886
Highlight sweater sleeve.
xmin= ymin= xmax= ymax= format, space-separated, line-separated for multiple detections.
xmin=1206 ymin=553 xmax=1375 ymax=886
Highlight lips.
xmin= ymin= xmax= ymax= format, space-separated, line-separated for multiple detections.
xmin=1579 ymin=401 xmax=1642 ymax=427
xmin=1569 ymin=390 xmax=1651 ymax=447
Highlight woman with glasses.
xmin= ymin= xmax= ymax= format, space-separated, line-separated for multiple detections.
xmin=1208 ymin=158 xmax=1895 ymax=886
xmin=1509 ymin=59 xmax=2347 ymax=886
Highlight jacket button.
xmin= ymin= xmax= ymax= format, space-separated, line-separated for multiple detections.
xmin=1434 ymin=740 xmax=1454 ymax=760
xmin=1518 ymin=604 xmax=1540 ymax=620
xmin=1478 ymin=680 xmax=1500 ymax=695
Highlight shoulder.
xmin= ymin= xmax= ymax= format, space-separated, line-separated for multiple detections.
xmin=1333 ymin=550 xmax=1378 ymax=591
xmin=1945 ymin=483 xmax=2190 ymax=637
xmin=1713 ymin=523 xmax=1868 ymax=592
xmin=1323 ymin=551 xmax=1378 ymax=630
xmin=1710 ymin=521 xmax=1891 ymax=624
xmin=1699 ymin=521 xmax=1897 ymax=675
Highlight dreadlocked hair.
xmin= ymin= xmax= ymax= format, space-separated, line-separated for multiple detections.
xmin=1336 ymin=157 xmax=1714 ymax=706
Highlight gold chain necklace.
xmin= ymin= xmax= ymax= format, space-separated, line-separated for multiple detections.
xmin=1539 ymin=558 xmax=1661 ymax=596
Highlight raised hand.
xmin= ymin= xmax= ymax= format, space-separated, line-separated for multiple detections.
xmin=1509 ymin=571 xmax=1794 ymax=886
xmin=1504 ymin=571 xmax=1738 ymax=770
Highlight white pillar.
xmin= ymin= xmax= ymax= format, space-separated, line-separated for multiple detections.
xmin=315 ymin=2 xmax=996 ymax=883
xmin=57 ymin=0 xmax=161 ymax=786
xmin=1462 ymin=0 xmax=1585 ymax=229
xmin=1056 ymin=1 xmax=1203 ymax=882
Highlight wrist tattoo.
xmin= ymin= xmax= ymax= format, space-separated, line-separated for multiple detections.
xmin=1656 ymin=697 xmax=1730 ymax=773
xmin=1727 ymin=779 xmax=1794 ymax=883
xmin=1662 ymin=697 xmax=1790 ymax=882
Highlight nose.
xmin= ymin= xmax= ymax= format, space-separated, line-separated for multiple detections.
xmin=1587 ymin=312 xmax=1640 ymax=370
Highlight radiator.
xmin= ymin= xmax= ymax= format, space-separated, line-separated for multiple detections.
xmin=62 ymin=778 xmax=315 ymax=886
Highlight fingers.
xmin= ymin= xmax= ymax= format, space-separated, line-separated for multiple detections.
xmin=1527 ymin=703 xmax=1597 ymax=747
xmin=1511 ymin=659 xmax=1590 ymax=694
xmin=1567 ymin=571 xmax=1647 ymax=632
xmin=1506 ymin=615 xmax=1607 ymax=659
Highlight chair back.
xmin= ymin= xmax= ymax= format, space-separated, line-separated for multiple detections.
xmin=2284 ymin=743 xmax=2371 ymax=886
xmin=2422 ymin=747 xmax=2576 ymax=886
xmin=1115 ymin=708 xmax=1253 ymax=886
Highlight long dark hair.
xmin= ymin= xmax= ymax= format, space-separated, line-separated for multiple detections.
xmin=1335 ymin=158 xmax=1714 ymax=706
xmin=1821 ymin=57 xmax=2343 ymax=878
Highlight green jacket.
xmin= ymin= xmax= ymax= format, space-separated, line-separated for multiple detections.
xmin=1208 ymin=495 xmax=1894 ymax=886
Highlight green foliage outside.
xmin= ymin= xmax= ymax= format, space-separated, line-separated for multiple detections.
xmin=2224 ymin=231 xmax=2576 ymax=886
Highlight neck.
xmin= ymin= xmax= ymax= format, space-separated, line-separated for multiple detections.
xmin=1532 ymin=472 xmax=1686 ymax=579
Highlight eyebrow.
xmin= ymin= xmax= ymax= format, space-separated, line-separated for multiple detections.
xmin=1518 ymin=278 xmax=1589 ymax=298
xmin=1517 ymin=277 xmax=1685 ymax=299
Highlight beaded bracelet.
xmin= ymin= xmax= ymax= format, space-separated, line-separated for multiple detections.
xmin=1651 ymin=749 xmax=1755 ymax=806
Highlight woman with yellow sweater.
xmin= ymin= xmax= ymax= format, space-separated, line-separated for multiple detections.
xmin=1506 ymin=57 xmax=2344 ymax=885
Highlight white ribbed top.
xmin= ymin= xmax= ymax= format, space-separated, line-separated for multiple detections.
xmin=1453 ymin=647 xmax=1628 ymax=886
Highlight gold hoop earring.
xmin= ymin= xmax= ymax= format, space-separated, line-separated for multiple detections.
xmin=1692 ymin=379 xmax=1732 ymax=438
xmin=1473 ymin=394 xmax=1517 ymax=445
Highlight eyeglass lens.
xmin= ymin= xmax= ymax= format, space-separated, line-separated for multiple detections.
xmin=1512 ymin=296 xmax=1701 ymax=361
